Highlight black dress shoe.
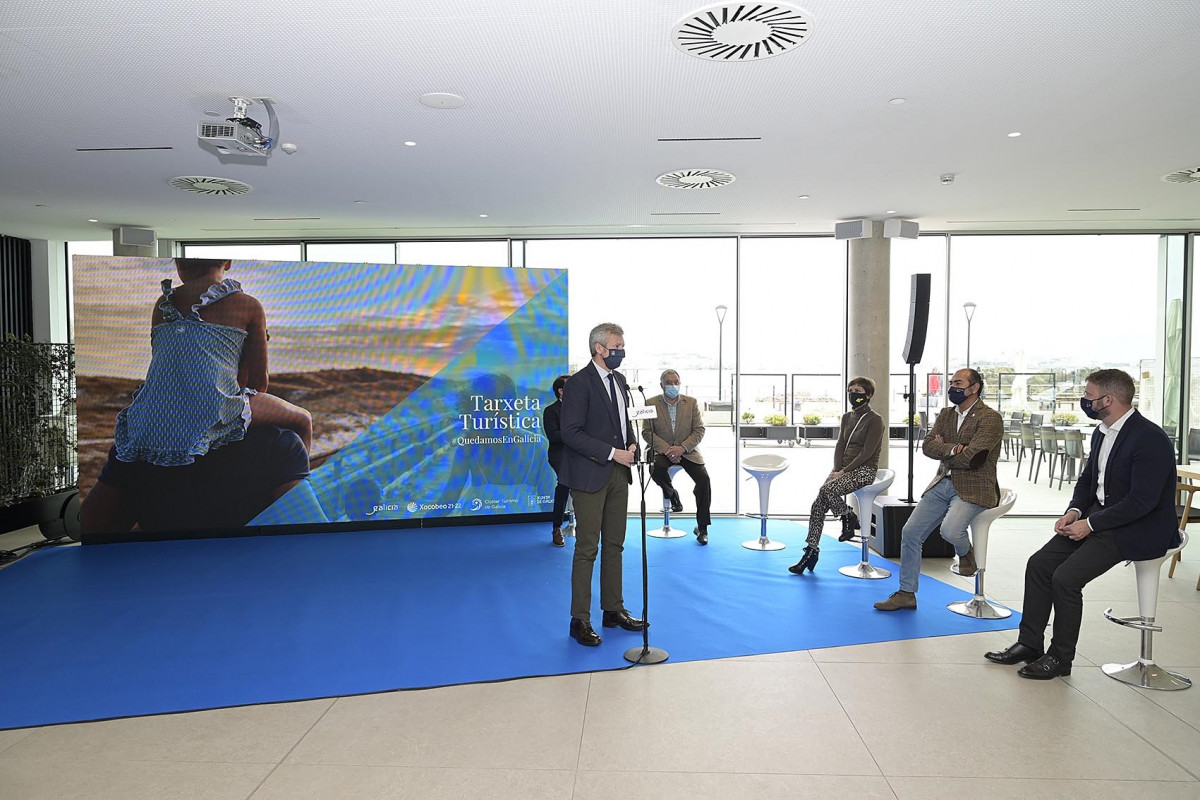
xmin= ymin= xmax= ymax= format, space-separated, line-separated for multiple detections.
xmin=602 ymin=609 xmax=648 ymax=631
xmin=569 ymin=618 xmax=602 ymax=646
xmin=1017 ymin=653 xmax=1071 ymax=680
xmin=669 ymin=489 xmax=683 ymax=513
xmin=984 ymin=642 xmax=1043 ymax=665
xmin=694 ymin=526 xmax=708 ymax=545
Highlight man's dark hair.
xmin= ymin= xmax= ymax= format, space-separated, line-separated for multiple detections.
xmin=552 ymin=374 xmax=570 ymax=396
xmin=964 ymin=368 xmax=984 ymax=393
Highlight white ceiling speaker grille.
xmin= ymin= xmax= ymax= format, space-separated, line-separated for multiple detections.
xmin=656 ymin=168 xmax=737 ymax=189
xmin=1162 ymin=167 xmax=1200 ymax=184
xmin=168 ymin=176 xmax=253 ymax=196
xmin=673 ymin=3 xmax=813 ymax=61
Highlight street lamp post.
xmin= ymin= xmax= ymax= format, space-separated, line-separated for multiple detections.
xmin=715 ymin=304 xmax=728 ymax=401
xmin=963 ymin=302 xmax=977 ymax=367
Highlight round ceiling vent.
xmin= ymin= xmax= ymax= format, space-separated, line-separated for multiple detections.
xmin=672 ymin=2 xmax=813 ymax=61
xmin=168 ymin=176 xmax=253 ymax=196
xmin=656 ymin=168 xmax=736 ymax=190
xmin=1161 ymin=167 xmax=1200 ymax=184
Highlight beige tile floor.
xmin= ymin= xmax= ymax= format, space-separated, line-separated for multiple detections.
xmin=2 ymin=518 xmax=1199 ymax=799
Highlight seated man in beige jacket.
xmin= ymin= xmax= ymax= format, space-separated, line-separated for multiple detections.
xmin=641 ymin=369 xmax=712 ymax=545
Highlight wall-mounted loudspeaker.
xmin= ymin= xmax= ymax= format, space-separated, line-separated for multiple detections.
xmin=834 ymin=219 xmax=874 ymax=240
xmin=117 ymin=226 xmax=156 ymax=248
xmin=883 ymin=219 xmax=919 ymax=239
xmin=902 ymin=273 xmax=931 ymax=365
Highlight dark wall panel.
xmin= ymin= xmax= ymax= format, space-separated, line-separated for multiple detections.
xmin=1 ymin=235 xmax=34 ymax=339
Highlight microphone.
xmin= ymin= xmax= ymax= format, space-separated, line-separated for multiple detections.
xmin=637 ymin=385 xmax=647 ymax=401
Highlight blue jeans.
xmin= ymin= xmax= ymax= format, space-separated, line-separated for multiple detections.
xmin=899 ymin=476 xmax=984 ymax=593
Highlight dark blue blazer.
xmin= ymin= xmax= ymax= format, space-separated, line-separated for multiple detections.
xmin=558 ymin=363 xmax=635 ymax=492
xmin=1067 ymin=410 xmax=1179 ymax=560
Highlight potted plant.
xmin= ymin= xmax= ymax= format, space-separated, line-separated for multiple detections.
xmin=763 ymin=413 xmax=796 ymax=446
xmin=1052 ymin=411 xmax=1079 ymax=426
xmin=0 ymin=338 xmax=79 ymax=543
xmin=802 ymin=413 xmax=821 ymax=426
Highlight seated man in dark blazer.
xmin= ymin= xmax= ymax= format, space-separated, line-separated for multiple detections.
xmin=558 ymin=322 xmax=647 ymax=646
xmin=986 ymin=369 xmax=1179 ymax=679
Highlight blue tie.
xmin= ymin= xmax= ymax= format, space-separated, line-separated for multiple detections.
xmin=607 ymin=373 xmax=622 ymax=432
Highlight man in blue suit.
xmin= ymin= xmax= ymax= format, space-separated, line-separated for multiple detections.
xmin=559 ymin=322 xmax=647 ymax=646
xmin=986 ymin=369 xmax=1179 ymax=679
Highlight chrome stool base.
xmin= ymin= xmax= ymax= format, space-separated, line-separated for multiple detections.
xmin=649 ymin=525 xmax=688 ymax=539
xmin=742 ymin=536 xmax=786 ymax=551
xmin=947 ymin=596 xmax=1012 ymax=619
xmin=838 ymin=561 xmax=891 ymax=580
xmin=1102 ymin=660 xmax=1192 ymax=691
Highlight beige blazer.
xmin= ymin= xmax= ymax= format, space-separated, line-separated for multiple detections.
xmin=641 ymin=394 xmax=705 ymax=464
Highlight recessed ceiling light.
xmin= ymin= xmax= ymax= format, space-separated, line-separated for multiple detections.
xmin=1008 ymin=131 xmax=1022 ymax=137
xmin=88 ymin=218 xmax=99 ymax=223
xmin=404 ymin=141 xmax=417 ymax=147
xmin=886 ymin=210 xmax=896 ymax=214
xmin=419 ymin=93 xmax=465 ymax=109
xmin=889 ymin=98 xmax=906 ymax=105
xmin=797 ymin=194 xmax=810 ymax=199
xmin=479 ymin=214 xmax=488 ymax=218
xmin=354 ymin=200 xmax=368 ymax=204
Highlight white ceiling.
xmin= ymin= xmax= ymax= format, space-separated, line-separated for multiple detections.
xmin=1 ymin=0 xmax=1198 ymax=243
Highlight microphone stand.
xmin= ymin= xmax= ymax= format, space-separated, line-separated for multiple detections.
xmin=625 ymin=385 xmax=668 ymax=665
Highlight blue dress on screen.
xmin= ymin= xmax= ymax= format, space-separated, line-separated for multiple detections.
xmin=114 ymin=278 xmax=254 ymax=467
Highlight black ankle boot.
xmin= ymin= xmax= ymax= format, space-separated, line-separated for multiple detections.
xmin=838 ymin=511 xmax=859 ymax=542
xmin=788 ymin=545 xmax=820 ymax=574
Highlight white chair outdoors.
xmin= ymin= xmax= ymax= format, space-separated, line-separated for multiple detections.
xmin=1101 ymin=531 xmax=1191 ymax=691
xmin=648 ymin=464 xmax=687 ymax=539
xmin=839 ymin=468 xmax=896 ymax=580
xmin=741 ymin=454 xmax=789 ymax=551
xmin=947 ymin=488 xmax=1018 ymax=618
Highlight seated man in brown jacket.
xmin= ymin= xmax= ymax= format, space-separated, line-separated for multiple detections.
xmin=875 ymin=367 xmax=1003 ymax=611
xmin=641 ymin=369 xmax=712 ymax=545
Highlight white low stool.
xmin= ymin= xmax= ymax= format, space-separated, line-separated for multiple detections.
xmin=947 ymin=488 xmax=1018 ymax=619
xmin=741 ymin=454 xmax=789 ymax=551
xmin=649 ymin=464 xmax=687 ymax=539
xmin=839 ymin=468 xmax=896 ymax=580
xmin=1102 ymin=531 xmax=1191 ymax=691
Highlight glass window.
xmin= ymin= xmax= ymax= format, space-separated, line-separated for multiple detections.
xmin=182 ymin=243 xmax=302 ymax=261
xmin=948 ymin=234 xmax=1162 ymax=513
xmin=740 ymin=237 xmax=846 ymax=516
xmin=306 ymin=242 xmax=397 ymax=264
xmin=525 ymin=238 xmax=737 ymax=513
xmin=396 ymin=240 xmax=508 ymax=267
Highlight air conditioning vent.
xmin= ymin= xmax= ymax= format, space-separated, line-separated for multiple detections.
xmin=656 ymin=168 xmax=736 ymax=189
xmin=168 ymin=176 xmax=253 ymax=196
xmin=672 ymin=3 xmax=814 ymax=61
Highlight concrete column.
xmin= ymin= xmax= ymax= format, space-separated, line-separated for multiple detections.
xmin=29 ymin=239 xmax=69 ymax=343
xmin=847 ymin=226 xmax=890 ymax=469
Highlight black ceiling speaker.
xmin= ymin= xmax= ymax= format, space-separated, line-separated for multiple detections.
xmin=902 ymin=273 xmax=931 ymax=365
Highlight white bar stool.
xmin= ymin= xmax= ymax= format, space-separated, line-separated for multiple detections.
xmin=947 ymin=488 xmax=1018 ymax=618
xmin=648 ymin=464 xmax=687 ymax=539
xmin=741 ymin=454 xmax=789 ymax=551
xmin=839 ymin=468 xmax=896 ymax=580
xmin=562 ymin=494 xmax=576 ymax=538
xmin=1102 ymin=531 xmax=1191 ymax=691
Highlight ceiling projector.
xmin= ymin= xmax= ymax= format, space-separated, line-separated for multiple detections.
xmin=197 ymin=97 xmax=275 ymax=157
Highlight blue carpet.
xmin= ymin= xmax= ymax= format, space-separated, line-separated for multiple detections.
xmin=0 ymin=518 xmax=1019 ymax=730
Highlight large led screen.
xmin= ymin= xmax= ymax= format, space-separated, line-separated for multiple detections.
xmin=74 ymin=256 xmax=567 ymax=534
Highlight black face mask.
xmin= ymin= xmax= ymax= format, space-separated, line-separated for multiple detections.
xmin=601 ymin=348 xmax=625 ymax=370
xmin=947 ymin=386 xmax=968 ymax=405
xmin=1080 ymin=395 xmax=1105 ymax=420
xmin=848 ymin=392 xmax=869 ymax=407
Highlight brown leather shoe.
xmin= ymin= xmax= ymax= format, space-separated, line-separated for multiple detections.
xmin=874 ymin=590 xmax=917 ymax=611
xmin=957 ymin=546 xmax=977 ymax=577
xmin=552 ymin=527 xmax=565 ymax=547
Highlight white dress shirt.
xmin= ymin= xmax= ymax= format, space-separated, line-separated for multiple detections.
xmin=592 ymin=361 xmax=627 ymax=461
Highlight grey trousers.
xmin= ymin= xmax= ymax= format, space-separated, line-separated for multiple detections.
xmin=570 ymin=463 xmax=630 ymax=620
